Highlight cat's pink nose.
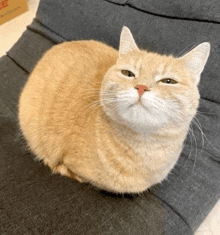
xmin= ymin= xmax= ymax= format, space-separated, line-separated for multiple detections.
xmin=135 ymin=85 xmax=148 ymax=97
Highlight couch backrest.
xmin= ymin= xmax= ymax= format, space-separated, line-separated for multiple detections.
xmin=107 ymin=0 xmax=220 ymax=22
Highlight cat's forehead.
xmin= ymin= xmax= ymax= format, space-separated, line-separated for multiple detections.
xmin=127 ymin=51 xmax=176 ymax=76
xmin=140 ymin=51 xmax=174 ymax=69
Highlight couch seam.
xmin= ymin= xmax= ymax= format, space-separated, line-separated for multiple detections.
xmin=201 ymin=97 xmax=220 ymax=105
xmin=5 ymin=54 xmax=29 ymax=74
xmin=29 ymin=18 xmax=67 ymax=44
xmin=106 ymin=0 xmax=220 ymax=24
xmin=145 ymin=191 xmax=193 ymax=231
xmin=103 ymin=0 xmax=128 ymax=6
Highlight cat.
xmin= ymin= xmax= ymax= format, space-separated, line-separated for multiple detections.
xmin=18 ymin=26 xmax=210 ymax=193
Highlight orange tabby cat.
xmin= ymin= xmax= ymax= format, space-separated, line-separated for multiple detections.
xmin=18 ymin=27 xmax=210 ymax=193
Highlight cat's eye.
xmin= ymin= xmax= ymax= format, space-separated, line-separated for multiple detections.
xmin=160 ymin=78 xmax=177 ymax=84
xmin=121 ymin=70 xmax=135 ymax=77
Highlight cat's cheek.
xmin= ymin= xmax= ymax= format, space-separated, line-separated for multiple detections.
xmin=116 ymin=88 xmax=139 ymax=107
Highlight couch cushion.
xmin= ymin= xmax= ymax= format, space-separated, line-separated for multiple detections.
xmin=1 ymin=0 xmax=220 ymax=234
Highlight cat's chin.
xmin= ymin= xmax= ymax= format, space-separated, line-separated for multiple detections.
xmin=116 ymin=102 xmax=168 ymax=134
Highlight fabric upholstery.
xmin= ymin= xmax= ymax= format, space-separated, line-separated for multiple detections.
xmin=0 ymin=0 xmax=219 ymax=234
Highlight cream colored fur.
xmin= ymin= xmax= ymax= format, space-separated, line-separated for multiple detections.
xmin=18 ymin=27 xmax=210 ymax=193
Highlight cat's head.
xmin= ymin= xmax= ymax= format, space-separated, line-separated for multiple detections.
xmin=100 ymin=26 xmax=210 ymax=135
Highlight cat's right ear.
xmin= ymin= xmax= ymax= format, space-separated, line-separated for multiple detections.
xmin=119 ymin=26 xmax=140 ymax=56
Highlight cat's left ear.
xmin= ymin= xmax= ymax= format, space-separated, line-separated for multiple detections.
xmin=178 ymin=42 xmax=210 ymax=84
xmin=119 ymin=26 xmax=140 ymax=56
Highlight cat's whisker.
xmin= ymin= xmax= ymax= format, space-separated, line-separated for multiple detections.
xmin=191 ymin=109 xmax=219 ymax=154
xmin=69 ymin=100 xmax=102 ymax=127
xmin=189 ymin=126 xmax=198 ymax=173
xmin=82 ymin=90 xmax=114 ymax=95
xmin=192 ymin=117 xmax=205 ymax=150
xmin=192 ymin=118 xmax=219 ymax=153
xmin=175 ymin=43 xmax=198 ymax=58
xmin=176 ymin=108 xmax=214 ymax=155
xmin=81 ymin=87 xmax=112 ymax=93
xmin=103 ymin=103 xmax=121 ymax=117
xmin=60 ymin=91 xmax=101 ymax=104
xmin=186 ymin=127 xmax=194 ymax=167
xmin=149 ymin=101 xmax=186 ymax=123
xmin=75 ymin=90 xmax=115 ymax=100
xmin=176 ymin=126 xmax=196 ymax=177
xmin=72 ymin=93 xmax=117 ymax=107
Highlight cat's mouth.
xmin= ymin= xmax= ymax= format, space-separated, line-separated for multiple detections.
xmin=129 ymin=100 xmax=148 ymax=109
xmin=128 ymin=102 xmax=151 ymax=114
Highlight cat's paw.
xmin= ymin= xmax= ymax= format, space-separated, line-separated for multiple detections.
xmin=52 ymin=164 xmax=84 ymax=182
xmin=73 ymin=174 xmax=84 ymax=183
xmin=66 ymin=168 xmax=85 ymax=183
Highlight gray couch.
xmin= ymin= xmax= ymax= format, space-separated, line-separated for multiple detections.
xmin=1 ymin=1 xmax=220 ymax=234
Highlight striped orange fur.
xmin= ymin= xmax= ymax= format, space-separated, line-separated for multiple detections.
xmin=18 ymin=27 xmax=210 ymax=193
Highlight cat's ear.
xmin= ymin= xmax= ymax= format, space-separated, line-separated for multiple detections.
xmin=119 ymin=26 xmax=140 ymax=56
xmin=178 ymin=42 xmax=210 ymax=84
